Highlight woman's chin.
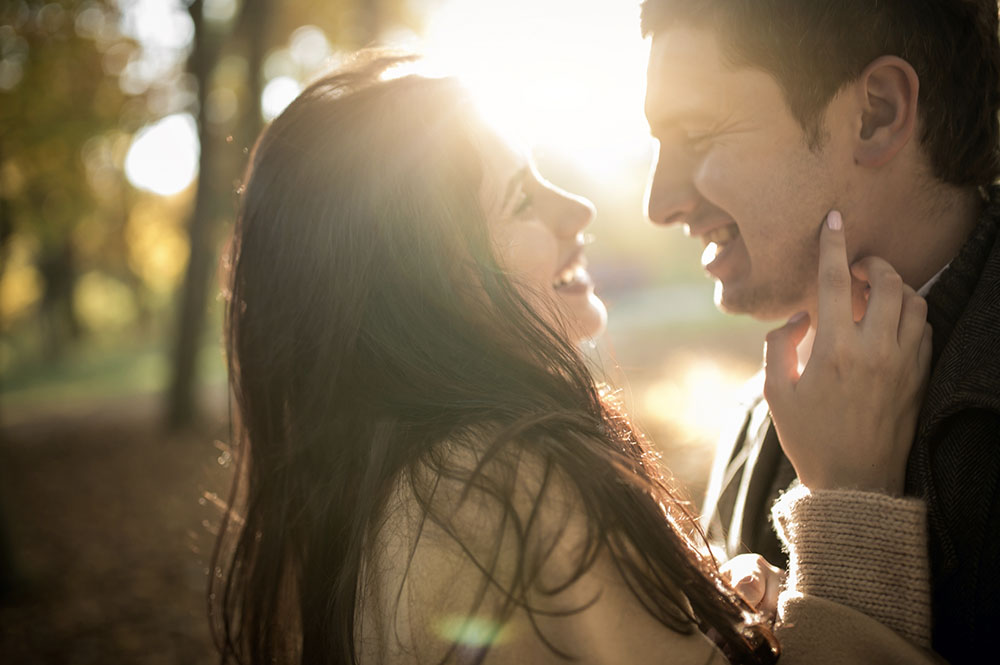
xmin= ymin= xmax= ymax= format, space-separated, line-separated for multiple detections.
xmin=562 ymin=290 xmax=607 ymax=343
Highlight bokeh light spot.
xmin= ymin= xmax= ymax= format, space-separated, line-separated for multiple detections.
xmin=124 ymin=113 xmax=199 ymax=196
xmin=74 ymin=271 xmax=139 ymax=332
xmin=261 ymin=76 xmax=302 ymax=121
xmin=289 ymin=25 xmax=330 ymax=70
xmin=0 ymin=237 xmax=43 ymax=327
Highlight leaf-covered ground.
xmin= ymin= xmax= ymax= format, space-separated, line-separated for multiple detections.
xmin=0 ymin=402 xmax=233 ymax=665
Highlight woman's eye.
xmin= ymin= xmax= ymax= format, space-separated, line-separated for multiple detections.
xmin=511 ymin=193 xmax=534 ymax=217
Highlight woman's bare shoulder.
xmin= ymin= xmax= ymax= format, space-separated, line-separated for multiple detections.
xmin=357 ymin=434 xmax=721 ymax=665
xmin=374 ymin=433 xmax=592 ymax=576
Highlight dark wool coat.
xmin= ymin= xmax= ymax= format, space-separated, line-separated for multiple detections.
xmin=702 ymin=187 xmax=1000 ymax=664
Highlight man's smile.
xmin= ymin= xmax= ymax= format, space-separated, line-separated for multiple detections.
xmin=700 ymin=223 xmax=744 ymax=273
xmin=701 ymin=223 xmax=739 ymax=248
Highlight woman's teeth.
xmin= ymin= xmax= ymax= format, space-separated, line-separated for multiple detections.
xmin=553 ymin=265 xmax=588 ymax=288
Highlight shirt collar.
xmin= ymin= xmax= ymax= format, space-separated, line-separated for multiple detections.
xmin=917 ymin=263 xmax=950 ymax=297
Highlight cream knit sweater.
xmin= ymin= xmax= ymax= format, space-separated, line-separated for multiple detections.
xmin=770 ymin=485 xmax=943 ymax=664
xmin=771 ymin=484 xmax=932 ymax=648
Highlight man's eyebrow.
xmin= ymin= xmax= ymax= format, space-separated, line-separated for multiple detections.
xmin=646 ymin=108 xmax=720 ymax=136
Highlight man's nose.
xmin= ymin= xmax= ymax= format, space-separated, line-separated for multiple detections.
xmin=646 ymin=149 xmax=698 ymax=227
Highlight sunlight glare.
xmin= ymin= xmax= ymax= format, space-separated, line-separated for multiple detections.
xmin=120 ymin=0 xmax=194 ymax=51
xmin=420 ymin=0 xmax=653 ymax=178
xmin=262 ymin=75 xmax=303 ymax=121
xmin=124 ymin=113 xmax=199 ymax=196
xmin=289 ymin=25 xmax=331 ymax=70
xmin=643 ymin=356 xmax=750 ymax=446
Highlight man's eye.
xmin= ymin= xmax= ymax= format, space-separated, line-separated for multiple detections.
xmin=687 ymin=132 xmax=716 ymax=151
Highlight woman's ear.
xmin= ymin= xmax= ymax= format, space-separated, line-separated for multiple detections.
xmin=853 ymin=56 xmax=920 ymax=168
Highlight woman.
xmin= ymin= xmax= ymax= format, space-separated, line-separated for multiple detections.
xmin=212 ymin=54 xmax=935 ymax=664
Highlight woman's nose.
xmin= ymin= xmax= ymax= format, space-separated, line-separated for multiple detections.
xmin=551 ymin=189 xmax=596 ymax=237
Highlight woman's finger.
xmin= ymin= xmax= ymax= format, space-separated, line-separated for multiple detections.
xmin=761 ymin=565 xmax=782 ymax=619
xmin=897 ymin=287 xmax=928 ymax=350
xmin=763 ymin=312 xmax=811 ymax=403
xmin=719 ymin=554 xmax=778 ymax=612
xmin=815 ymin=210 xmax=853 ymax=341
xmin=732 ymin=572 xmax=766 ymax=608
xmin=850 ymin=256 xmax=904 ymax=343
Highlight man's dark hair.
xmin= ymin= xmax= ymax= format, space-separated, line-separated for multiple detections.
xmin=641 ymin=0 xmax=1000 ymax=187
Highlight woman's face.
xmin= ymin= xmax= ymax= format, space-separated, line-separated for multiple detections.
xmin=480 ymin=136 xmax=607 ymax=342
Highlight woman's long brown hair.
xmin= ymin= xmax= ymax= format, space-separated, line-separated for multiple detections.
xmin=211 ymin=53 xmax=779 ymax=665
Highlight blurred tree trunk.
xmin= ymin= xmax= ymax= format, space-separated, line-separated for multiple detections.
xmin=38 ymin=241 xmax=81 ymax=358
xmin=0 ymin=141 xmax=11 ymax=258
xmin=166 ymin=0 xmax=269 ymax=430
xmin=237 ymin=0 xmax=268 ymax=148
xmin=0 ymin=492 xmax=16 ymax=601
xmin=165 ymin=0 xmax=225 ymax=429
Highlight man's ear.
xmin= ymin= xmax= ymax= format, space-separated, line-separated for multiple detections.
xmin=853 ymin=56 xmax=919 ymax=168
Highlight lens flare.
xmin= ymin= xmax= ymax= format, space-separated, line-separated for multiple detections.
xmin=419 ymin=0 xmax=654 ymax=178
xmin=435 ymin=614 xmax=509 ymax=648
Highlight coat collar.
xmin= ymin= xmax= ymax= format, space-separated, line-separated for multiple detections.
xmin=920 ymin=184 xmax=1000 ymax=433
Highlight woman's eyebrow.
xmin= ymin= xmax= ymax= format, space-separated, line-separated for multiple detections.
xmin=502 ymin=166 xmax=530 ymax=209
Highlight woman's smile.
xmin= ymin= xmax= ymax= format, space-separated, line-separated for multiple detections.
xmin=482 ymin=138 xmax=607 ymax=341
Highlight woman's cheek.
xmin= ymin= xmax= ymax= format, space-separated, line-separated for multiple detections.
xmin=496 ymin=221 xmax=558 ymax=291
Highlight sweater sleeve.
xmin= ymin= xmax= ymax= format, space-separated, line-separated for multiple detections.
xmin=771 ymin=485 xmax=941 ymax=663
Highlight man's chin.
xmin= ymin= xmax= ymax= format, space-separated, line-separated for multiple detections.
xmin=713 ymin=281 xmax=805 ymax=322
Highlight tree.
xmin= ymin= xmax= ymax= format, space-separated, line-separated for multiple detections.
xmin=165 ymin=0 xmax=414 ymax=428
xmin=164 ymin=0 xmax=229 ymax=429
xmin=0 ymin=0 xmax=146 ymax=355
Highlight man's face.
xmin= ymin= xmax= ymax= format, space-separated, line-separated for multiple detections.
xmin=644 ymin=26 xmax=851 ymax=320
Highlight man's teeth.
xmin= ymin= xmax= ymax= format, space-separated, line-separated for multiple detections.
xmin=704 ymin=224 xmax=739 ymax=246
xmin=701 ymin=225 xmax=740 ymax=266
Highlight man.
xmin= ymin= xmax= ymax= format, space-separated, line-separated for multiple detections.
xmin=640 ymin=1 xmax=1000 ymax=662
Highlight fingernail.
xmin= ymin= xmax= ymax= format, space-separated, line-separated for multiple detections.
xmin=826 ymin=210 xmax=843 ymax=231
xmin=788 ymin=311 xmax=807 ymax=325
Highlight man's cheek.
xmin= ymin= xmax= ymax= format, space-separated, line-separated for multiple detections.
xmin=695 ymin=153 xmax=761 ymax=215
xmin=692 ymin=153 xmax=734 ymax=200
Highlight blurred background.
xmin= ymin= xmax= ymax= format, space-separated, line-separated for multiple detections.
xmin=0 ymin=0 xmax=771 ymax=662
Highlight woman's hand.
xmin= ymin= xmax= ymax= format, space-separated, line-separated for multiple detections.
xmin=719 ymin=553 xmax=783 ymax=622
xmin=763 ymin=210 xmax=933 ymax=495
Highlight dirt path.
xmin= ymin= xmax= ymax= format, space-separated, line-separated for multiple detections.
xmin=0 ymin=404 xmax=233 ymax=665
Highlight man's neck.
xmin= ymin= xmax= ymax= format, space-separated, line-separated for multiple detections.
xmin=795 ymin=183 xmax=984 ymax=367
xmin=871 ymin=183 xmax=983 ymax=290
